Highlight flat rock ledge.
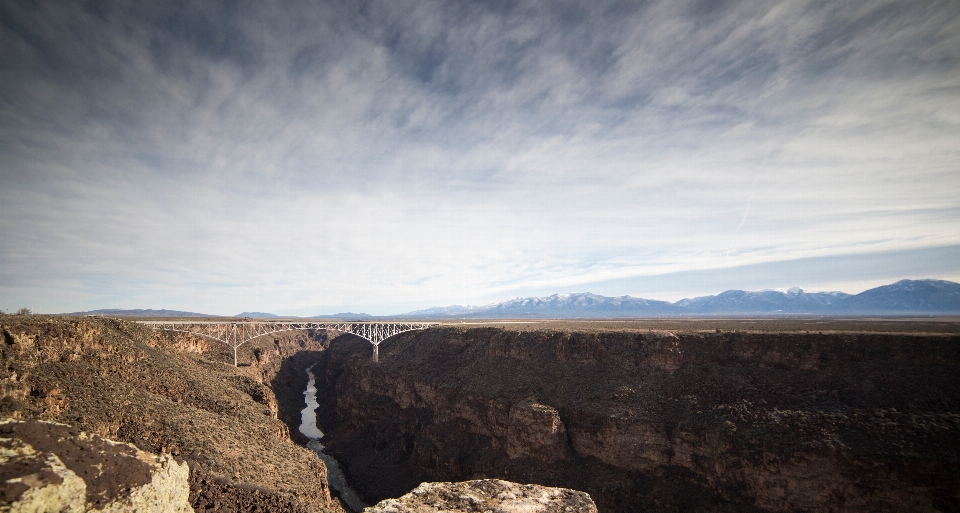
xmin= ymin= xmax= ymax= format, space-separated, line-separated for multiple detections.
xmin=0 ymin=418 xmax=192 ymax=512
xmin=363 ymin=479 xmax=597 ymax=513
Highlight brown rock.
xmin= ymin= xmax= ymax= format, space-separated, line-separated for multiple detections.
xmin=364 ymin=479 xmax=596 ymax=513
xmin=506 ymin=400 xmax=568 ymax=462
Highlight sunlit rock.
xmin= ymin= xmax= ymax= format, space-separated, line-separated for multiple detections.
xmin=364 ymin=479 xmax=596 ymax=513
xmin=0 ymin=418 xmax=192 ymax=512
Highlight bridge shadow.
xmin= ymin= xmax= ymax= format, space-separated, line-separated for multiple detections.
xmin=269 ymin=330 xmax=422 ymax=446
xmin=310 ymin=331 xmax=436 ymax=504
xmin=261 ymin=331 xmax=331 ymax=445
xmin=272 ymin=351 xmax=325 ymax=444
xmin=266 ymin=330 xmax=381 ymax=444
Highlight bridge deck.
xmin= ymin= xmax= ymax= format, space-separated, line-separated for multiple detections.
xmin=138 ymin=321 xmax=436 ymax=365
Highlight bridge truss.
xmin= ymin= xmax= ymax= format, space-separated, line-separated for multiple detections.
xmin=139 ymin=321 xmax=436 ymax=365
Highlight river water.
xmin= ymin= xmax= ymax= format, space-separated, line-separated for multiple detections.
xmin=299 ymin=369 xmax=368 ymax=512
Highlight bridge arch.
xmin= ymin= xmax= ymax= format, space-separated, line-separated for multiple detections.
xmin=139 ymin=321 xmax=436 ymax=366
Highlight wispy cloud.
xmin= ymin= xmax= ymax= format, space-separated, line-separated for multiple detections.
xmin=1 ymin=0 xmax=958 ymax=314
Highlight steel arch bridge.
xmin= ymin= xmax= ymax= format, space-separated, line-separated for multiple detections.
xmin=138 ymin=321 xmax=436 ymax=366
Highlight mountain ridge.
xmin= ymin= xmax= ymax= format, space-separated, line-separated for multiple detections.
xmin=53 ymin=279 xmax=960 ymax=318
xmin=399 ymin=279 xmax=960 ymax=318
xmin=60 ymin=308 xmax=218 ymax=317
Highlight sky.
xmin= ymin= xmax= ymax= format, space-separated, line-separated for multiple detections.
xmin=1 ymin=0 xmax=959 ymax=316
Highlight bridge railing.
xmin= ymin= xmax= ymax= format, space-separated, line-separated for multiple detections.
xmin=138 ymin=321 xmax=436 ymax=365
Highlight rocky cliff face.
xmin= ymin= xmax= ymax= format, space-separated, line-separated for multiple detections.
xmin=1 ymin=418 xmax=192 ymax=512
xmin=0 ymin=316 xmax=340 ymax=512
xmin=315 ymin=327 xmax=960 ymax=512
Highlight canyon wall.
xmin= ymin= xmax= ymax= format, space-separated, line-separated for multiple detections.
xmin=0 ymin=316 xmax=339 ymax=513
xmin=315 ymin=327 xmax=960 ymax=512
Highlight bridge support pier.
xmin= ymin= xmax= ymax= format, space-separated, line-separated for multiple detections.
xmin=232 ymin=324 xmax=238 ymax=367
xmin=373 ymin=343 xmax=379 ymax=363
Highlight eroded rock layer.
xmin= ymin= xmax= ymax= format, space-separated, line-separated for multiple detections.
xmin=315 ymin=327 xmax=960 ymax=512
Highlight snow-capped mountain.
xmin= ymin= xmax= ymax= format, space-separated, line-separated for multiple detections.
xmin=397 ymin=279 xmax=960 ymax=318
xmin=62 ymin=279 xmax=960 ymax=319
xmin=673 ymin=288 xmax=851 ymax=313
xmin=837 ymin=279 xmax=960 ymax=313
xmin=481 ymin=293 xmax=675 ymax=316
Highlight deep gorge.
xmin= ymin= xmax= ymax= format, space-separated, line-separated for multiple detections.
xmin=310 ymin=326 xmax=960 ymax=512
xmin=2 ymin=317 xmax=959 ymax=512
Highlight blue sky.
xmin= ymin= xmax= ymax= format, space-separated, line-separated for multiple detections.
xmin=1 ymin=0 xmax=959 ymax=315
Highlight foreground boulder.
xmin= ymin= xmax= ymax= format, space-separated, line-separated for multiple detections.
xmin=0 ymin=418 xmax=192 ymax=512
xmin=364 ymin=479 xmax=597 ymax=513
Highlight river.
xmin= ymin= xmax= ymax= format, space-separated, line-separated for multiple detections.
xmin=299 ymin=368 xmax=368 ymax=512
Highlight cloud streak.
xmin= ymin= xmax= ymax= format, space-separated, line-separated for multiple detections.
xmin=1 ymin=0 xmax=959 ymax=314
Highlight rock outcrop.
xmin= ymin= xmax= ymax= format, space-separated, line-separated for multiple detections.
xmin=506 ymin=400 xmax=568 ymax=462
xmin=0 ymin=418 xmax=192 ymax=512
xmin=316 ymin=326 xmax=960 ymax=512
xmin=364 ymin=479 xmax=596 ymax=513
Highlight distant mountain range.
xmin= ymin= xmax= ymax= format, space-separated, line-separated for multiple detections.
xmin=400 ymin=279 xmax=960 ymax=318
xmin=312 ymin=312 xmax=375 ymax=319
xmin=238 ymin=312 xmax=375 ymax=319
xmin=64 ymin=308 xmax=218 ymax=317
xmin=236 ymin=312 xmax=281 ymax=318
xmin=61 ymin=279 xmax=960 ymax=318
xmin=63 ymin=309 xmax=376 ymax=319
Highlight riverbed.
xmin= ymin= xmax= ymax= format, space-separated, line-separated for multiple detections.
xmin=300 ymin=369 xmax=368 ymax=512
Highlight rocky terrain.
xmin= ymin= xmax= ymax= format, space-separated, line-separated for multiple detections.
xmin=364 ymin=479 xmax=597 ymax=513
xmin=315 ymin=323 xmax=960 ymax=512
xmin=4 ymin=315 xmax=959 ymax=512
xmin=0 ymin=315 xmax=341 ymax=512
xmin=1 ymin=418 xmax=192 ymax=512
xmin=0 ymin=315 xmax=602 ymax=513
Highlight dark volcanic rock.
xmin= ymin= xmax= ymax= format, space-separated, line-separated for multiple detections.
xmin=316 ymin=326 xmax=960 ymax=512
xmin=0 ymin=418 xmax=191 ymax=511
xmin=189 ymin=471 xmax=310 ymax=513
